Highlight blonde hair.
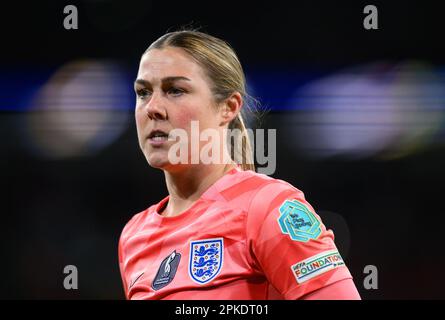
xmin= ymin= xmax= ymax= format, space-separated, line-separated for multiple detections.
xmin=146 ymin=30 xmax=257 ymax=171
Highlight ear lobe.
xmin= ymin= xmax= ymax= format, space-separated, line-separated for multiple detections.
xmin=223 ymin=106 xmax=231 ymax=118
xmin=218 ymin=92 xmax=243 ymax=126
xmin=219 ymin=107 xmax=232 ymax=126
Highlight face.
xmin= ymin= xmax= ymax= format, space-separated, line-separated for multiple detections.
xmin=134 ymin=46 xmax=225 ymax=171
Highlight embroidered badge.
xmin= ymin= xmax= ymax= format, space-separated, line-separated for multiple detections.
xmin=277 ymin=199 xmax=322 ymax=242
xmin=151 ymin=250 xmax=181 ymax=290
xmin=291 ymin=250 xmax=345 ymax=284
xmin=189 ymin=238 xmax=223 ymax=285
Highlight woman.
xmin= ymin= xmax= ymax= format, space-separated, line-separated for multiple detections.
xmin=118 ymin=30 xmax=361 ymax=300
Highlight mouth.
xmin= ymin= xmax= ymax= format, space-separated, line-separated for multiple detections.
xmin=147 ymin=129 xmax=169 ymax=143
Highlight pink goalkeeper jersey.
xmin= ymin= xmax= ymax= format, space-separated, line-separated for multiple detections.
xmin=118 ymin=166 xmax=354 ymax=300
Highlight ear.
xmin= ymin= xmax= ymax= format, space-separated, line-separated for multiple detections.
xmin=219 ymin=92 xmax=243 ymax=126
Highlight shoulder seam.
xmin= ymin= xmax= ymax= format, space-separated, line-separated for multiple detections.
xmin=244 ymin=180 xmax=280 ymax=271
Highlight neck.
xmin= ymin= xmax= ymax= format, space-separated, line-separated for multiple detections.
xmin=161 ymin=162 xmax=236 ymax=217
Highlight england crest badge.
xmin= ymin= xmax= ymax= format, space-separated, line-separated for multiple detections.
xmin=189 ymin=238 xmax=223 ymax=284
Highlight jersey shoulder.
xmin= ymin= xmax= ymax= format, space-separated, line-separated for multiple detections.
xmin=238 ymin=171 xmax=310 ymax=240
xmin=119 ymin=203 xmax=157 ymax=245
xmin=239 ymin=169 xmax=303 ymax=193
xmin=225 ymin=169 xmax=305 ymax=211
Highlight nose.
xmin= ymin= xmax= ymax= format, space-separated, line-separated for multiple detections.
xmin=145 ymin=91 xmax=167 ymax=121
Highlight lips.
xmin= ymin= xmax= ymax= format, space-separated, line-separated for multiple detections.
xmin=147 ymin=129 xmax=170 ymax=145
xmin=148 ymin=129 xmax=169 ymax=139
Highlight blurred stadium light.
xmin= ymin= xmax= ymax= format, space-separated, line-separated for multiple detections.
xmin=281 ymin=61 xmax=445 ymax=160
xmin=22 ymin=60 xmax=132 ymax=159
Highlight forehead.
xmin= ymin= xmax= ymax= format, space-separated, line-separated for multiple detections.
xmin=137 ymin=47 xmax=206 ymax=83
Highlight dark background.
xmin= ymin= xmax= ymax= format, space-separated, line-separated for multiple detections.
xmin=1 ymin=0 xmax=444 ymax=299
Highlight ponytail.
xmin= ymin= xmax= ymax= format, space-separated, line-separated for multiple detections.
xmin=229 ymin=113 xmax=255 ymax=171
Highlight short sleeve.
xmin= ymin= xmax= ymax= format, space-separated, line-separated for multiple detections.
xmin=118 ymin=212 xmax=143 ymax=300
xmin=118 ymin=233 xmax=129 ymax=299
xmin=246 ymin=181 xmax=353 ymax=300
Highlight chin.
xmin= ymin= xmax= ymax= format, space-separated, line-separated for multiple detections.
xmin=148 ymin=159 xmax=191 ymax=174
xmin=145 ymin=152 xmax=169 ymax=169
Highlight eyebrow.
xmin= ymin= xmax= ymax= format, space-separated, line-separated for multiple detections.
xmin=134 ymin=76 xmax=191 ymax=86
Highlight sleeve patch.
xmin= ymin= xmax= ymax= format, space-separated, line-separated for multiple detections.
xmin=291 ymin=250 xmax=345 ymax=284
xmin=277 ymin=199 xmax=321 ymax=242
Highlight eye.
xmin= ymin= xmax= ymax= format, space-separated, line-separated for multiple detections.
xmin=167 ymin=87 xmax=185 ymax=97
xmin=136 ymin=88 xmax=151 ymax=100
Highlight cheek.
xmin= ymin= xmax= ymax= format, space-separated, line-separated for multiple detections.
xmin=170 ymin=106 xmax=196 ymax=129
xmin=135 ymin=107 xmax=147 ymax=135
xmin=175 ymin=100 xmax=218 ymax=129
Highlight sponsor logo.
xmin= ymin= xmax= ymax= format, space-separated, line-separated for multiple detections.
xmin=291 ymin=250 xmax=345 ymax=284
xmin=129 ymin=272 xmax=144 ymax=289
xmin=278 ymin=199 xmax=322 ymax=242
